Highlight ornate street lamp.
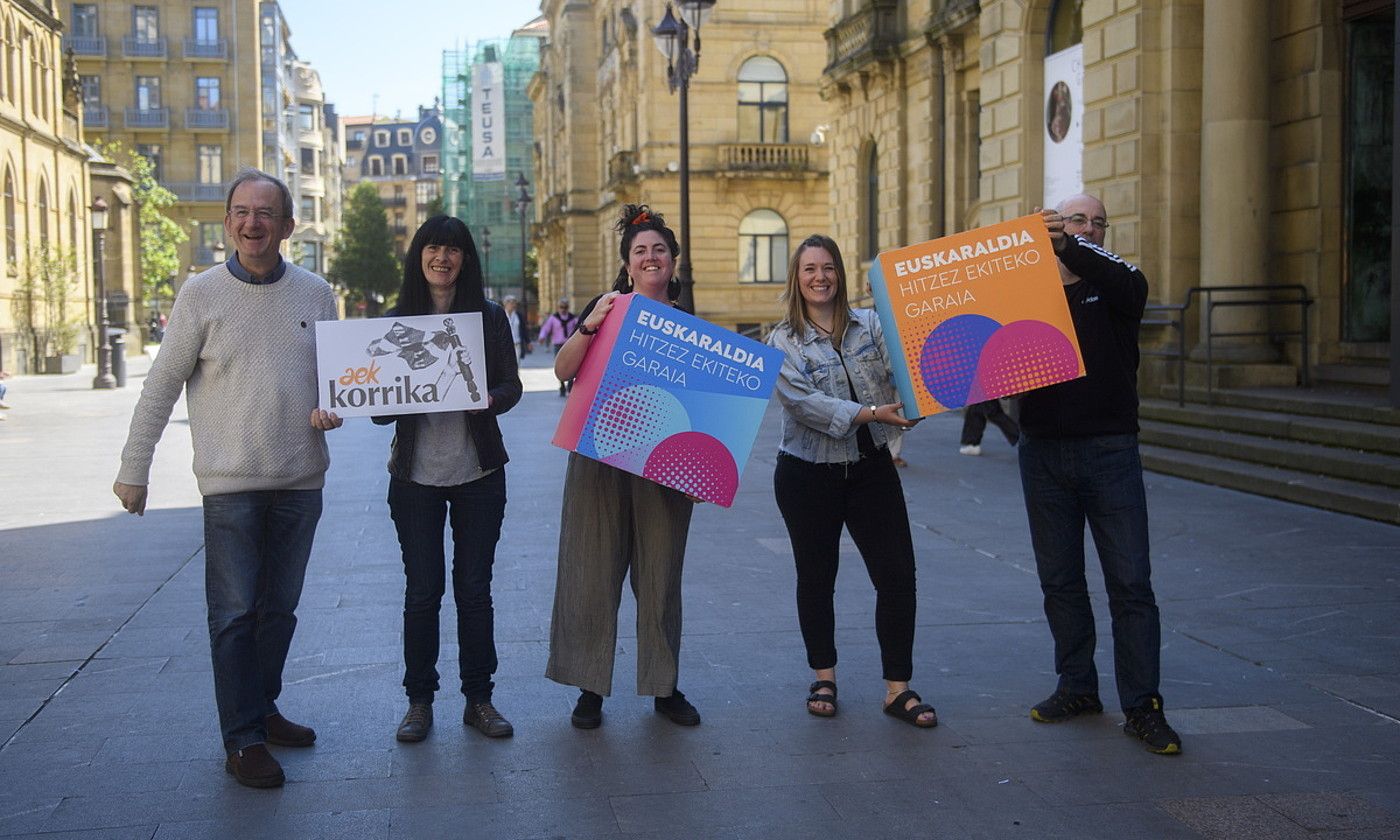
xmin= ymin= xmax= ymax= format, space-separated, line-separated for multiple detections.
xmin=90 ymin=197 xmax=116 ymax=389
xmin=514 ymin=173 xmax=533 ymax=331
xmin=651 ymin=0 xmax=715 ymax=314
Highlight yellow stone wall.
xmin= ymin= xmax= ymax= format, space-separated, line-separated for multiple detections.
xmin=533 ymin=0 xmax=833 ymax=332
xmin=0 ymin=0 xmax=96 ymax=372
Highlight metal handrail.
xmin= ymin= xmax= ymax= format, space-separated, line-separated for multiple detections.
xmin=1142 ymin=284 xmax=1313 ymax=406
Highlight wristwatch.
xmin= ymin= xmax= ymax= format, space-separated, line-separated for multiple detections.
xmin=868 ymin=404 xmax=879 ymax=421
xmin=578 ymin=322 xmax=598 ymax=336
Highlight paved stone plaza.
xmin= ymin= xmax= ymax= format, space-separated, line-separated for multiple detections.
xmin=2 ymin=353 xmax=1399 ymax=839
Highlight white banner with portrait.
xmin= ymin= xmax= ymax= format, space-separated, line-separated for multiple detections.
xmin=471 ymin=61 xmax=505 ymax=182
xmin=1042 ymin=44 xmax=1084 ymax=208
xmin=316 ymin=313 xmax=487 ymax=417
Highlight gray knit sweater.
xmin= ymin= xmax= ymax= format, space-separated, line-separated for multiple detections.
xmin=117 ymin=263 xmax=339 ymax=496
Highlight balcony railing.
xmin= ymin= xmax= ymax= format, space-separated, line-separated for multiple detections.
xmin=122 ymin=36 xmax=167 ymax=59
xmin=124 ymin=106 xmax=168 ymax=128
xmin=83 ymin=104 xmax=109 ymax=128
xmin=720 ymin=143 xmax=811 ymax=172
xmin=391 ymin=224 xmax=409 ymax=237
xmin=607 ymin=150 xmax=638 ymax=185
xmin=185 ymin=107 xmax=229 ymax=129
xmin=824 ymin=0 xmax=899 ymax=77
xmin=168 ymin=182 xmax=227 ymax=203
xmin=183 ymin=38 xmax=228 ymax=59
xmin=383 ymin=196 xmax=407 ymax=207
xmin=63 ymin=35 xmax=106 ymax=56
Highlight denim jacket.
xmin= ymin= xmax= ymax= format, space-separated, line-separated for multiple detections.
xmin=767 ymin=308 xmax=899 ymax=463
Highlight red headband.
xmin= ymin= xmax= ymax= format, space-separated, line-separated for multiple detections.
xmin=630 ymin=210 xmax=651 ymax=225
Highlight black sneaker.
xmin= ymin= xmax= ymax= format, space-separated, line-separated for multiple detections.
xmin=464 ymin=701 xmax=514 ymax=738
xmin=571 ymin=690 xmax=603 ymax=729
xmin=654 ymin=690 xmax=701 ymax=726
xmin=1029 ymin=689 xmax=1104 ymax=723
xmin=1124 ymin=698 xmax=1182 ymax=755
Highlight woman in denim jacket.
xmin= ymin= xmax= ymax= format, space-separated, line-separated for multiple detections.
xmin=767 ymin=234 xmax=937 ymax=728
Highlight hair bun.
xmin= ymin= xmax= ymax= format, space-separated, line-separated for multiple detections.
xmin=615 ymin=203 xmax=665 ymax=232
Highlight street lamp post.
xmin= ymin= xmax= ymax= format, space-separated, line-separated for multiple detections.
xmin=652 ymin=0 xmax=715 ymax=314
xmin=481 ymin=226 xmax=492 ymax=298
xmin=90 ymin=197 xmax=115 ymax=390
xmin=514 ymin=173 xmax=533 ymax=332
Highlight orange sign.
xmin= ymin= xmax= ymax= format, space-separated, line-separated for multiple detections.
xmin=867 ymin=214 xmax=1084 ymax=418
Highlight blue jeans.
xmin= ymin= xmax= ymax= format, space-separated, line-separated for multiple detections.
xmin=388 ymin=470 xmax=506 ymax=705
xmin=1018 ymin=434 xmax=1161 ymax=711
xmin=203 ymin=489 xmax=323 ymax=752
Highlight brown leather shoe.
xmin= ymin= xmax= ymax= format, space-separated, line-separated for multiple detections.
xmin=464 ymin=701 xmax=514 ymax=738
xmin=225 ymin=743 xmax=285 ymax=788
xmin=265 ymin=712 xmax=316 ymax=747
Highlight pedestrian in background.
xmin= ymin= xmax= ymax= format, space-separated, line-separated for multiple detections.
xmin=0 ymin=367 xmax=10 ymax=420
xmin=113 ymin=168 xmax=340 ymax=789
xmin=767 ymin=234 xmax=937 ymax=729
xmin=545 ymin=204 xmax=701 ymax=730
xmin=502 ymin=294 xmax=526 ymax=359
xmin=1019 ymin=194 xmax=1181 ymax=755
xmin=959 ymin=399 xmax=1020 ymax=456
xmin=372 ymin=216 xmax=522 ymax=743
xmin=536 ymin=297 xmax=579 ymax=395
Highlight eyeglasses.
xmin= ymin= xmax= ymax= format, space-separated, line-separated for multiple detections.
xmin=228 ymin=207 xmax=284 ymax=222
xmin=1065 ymin=213 xmax=1110 ymax=230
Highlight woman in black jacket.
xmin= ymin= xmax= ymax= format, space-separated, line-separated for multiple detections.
xmin=372 ymin=216 xmax=522 ymax=742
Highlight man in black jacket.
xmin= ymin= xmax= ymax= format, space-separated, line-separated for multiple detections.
xmin=1017 ymin=194 xmax=1181 ymax=755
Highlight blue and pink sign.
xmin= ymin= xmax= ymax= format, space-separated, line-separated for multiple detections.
xmin=552 ymin=294 xmax=783 ymax=507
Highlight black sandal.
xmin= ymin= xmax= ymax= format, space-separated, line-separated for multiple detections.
xmin=883 ymin=689 xmax=937 ymax=728
xmin=806 ymin=680 xmax=838 ymax=717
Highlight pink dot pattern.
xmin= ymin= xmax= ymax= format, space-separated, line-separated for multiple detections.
xmin=918 ymin=314 xmax=1000 ymax=409
xmin=643 ymin=431 xmax=739 ymax=506
xmin=968 ymin=320 xmax=1081 ymax=403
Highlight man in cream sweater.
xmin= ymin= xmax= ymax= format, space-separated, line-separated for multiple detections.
xmin=114 ymin=168 xmax=342 ymax=788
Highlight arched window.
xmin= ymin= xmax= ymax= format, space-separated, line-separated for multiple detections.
xmin=738 ymin=208 xmax=788 ymax=283
xmin=863 ymin=144 xmax=879 ymax=260
xmin=1047 ymin=0 xmax=1084 ymax=54
xmin=737 ymin=56 xmax=788 ymax=144
xmin=36 ymin=179 xmax=47 ymax=242
xmin=3 ymin=168 xmax=17 ymax=266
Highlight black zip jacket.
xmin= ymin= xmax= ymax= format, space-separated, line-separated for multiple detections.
xmin=1018 ymin=234 xmax=1148 ymax=439
xmin=371 ymin=300 xmax=523 ymax=477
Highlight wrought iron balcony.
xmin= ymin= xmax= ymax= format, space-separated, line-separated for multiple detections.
xmin=83 ymin=104 xmax=109 ymax=128
xmin=183 ymin=38 xmax=228 ymax=59
xmin=383 ymin=196 xmax=407 ymax=207
xmin=824 ymin=0 xmax=900 ymax=78
xmin=185 ymin=108 xmax=229 ymax=130
xmin=124 ymin=106 xmax=168 ymax=129
xmin=122 ymin=36 xmax=167 ymax=59
xmin=720 ymin=143 xmax=811 ymax=172
xmin=607 ymin=150 xmax=638 ymax=186
xmin=168 ymin=182 xmax=227 ymax=202
xmin=63 ymin=35 xmax=106 ymax=56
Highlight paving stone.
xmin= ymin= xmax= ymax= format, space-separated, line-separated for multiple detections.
xmin=1158 ymin=795 xmax=1311 ymax=840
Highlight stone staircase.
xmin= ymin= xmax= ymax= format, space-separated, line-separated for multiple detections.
xmin=1138 ymin=373 xmax=1400 ymax=524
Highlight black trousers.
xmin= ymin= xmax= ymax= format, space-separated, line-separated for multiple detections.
xmin=773 ymin=449 xmax=918 ymax=681
xmin=960 ymin=400 xmax=1020 ymax=446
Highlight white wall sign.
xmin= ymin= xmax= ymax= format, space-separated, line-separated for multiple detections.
xmin=1043 ymin=44 xmax=1084 ymax=208
xmin=472 ymin=62 xmax=505 ymax=182
xmin=316 ymin=313 xmax=487 ymax=417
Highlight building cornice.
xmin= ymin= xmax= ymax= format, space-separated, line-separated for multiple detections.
xmin=13 ymin=0 xmax=63 ymax=31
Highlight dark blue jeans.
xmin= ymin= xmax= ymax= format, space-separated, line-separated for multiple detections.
xmin=388 ymin=470 xmax=506 ymax=705
xmin=1018 ymin=434 xmax=1161 ymax=711
xmin=203 ymin=489 xmax=323 ymax=752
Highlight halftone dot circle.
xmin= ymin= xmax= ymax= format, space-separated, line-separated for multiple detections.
xmin=591 ymin=384 xmax=689 ymax=459
xmin=919 ymin=313 xmax=1001 ymax=408
xmin=642 ymin=431 xmax=739 ymax=506
xmin=970 ymin=320 xmax=1081 ymax=401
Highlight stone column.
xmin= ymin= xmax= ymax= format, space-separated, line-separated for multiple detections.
xmin=1197 ymin=0 xmax=1275 ymax=362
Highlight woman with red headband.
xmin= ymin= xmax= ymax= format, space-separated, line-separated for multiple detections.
xmin=544 ymin=204 xmax=701 ymax=729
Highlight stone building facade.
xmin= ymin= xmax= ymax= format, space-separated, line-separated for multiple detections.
xmin=0 ymin=0 xmax=96 ymax=373
xmin=341 ymin=105 xmax=444 ymax=260
xmin=822 ymin=0 xmax=1395 ymax=387
xmin=531 ymin=0 xmax=833 ymax=334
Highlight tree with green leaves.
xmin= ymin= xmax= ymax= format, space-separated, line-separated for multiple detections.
xmin=94 ymin=141 xmax=186 ymax=309
xmin=329 ymin=183 xmax=399 ymax=316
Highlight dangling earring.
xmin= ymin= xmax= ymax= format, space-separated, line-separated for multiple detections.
xmin=625 ymin=275 xmax=635 ymax=291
